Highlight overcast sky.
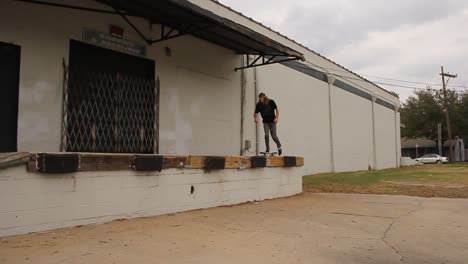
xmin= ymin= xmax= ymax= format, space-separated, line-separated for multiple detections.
xmin=220 ymin=0 xmax=468 ymax=102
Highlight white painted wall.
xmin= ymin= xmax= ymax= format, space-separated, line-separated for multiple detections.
xmin=0 ymin=166 xmax=303 ymax=237
xmin=332 ymin=86 xmax=374 ymax=172
xmin=375 ymin=104 xmax=398 ymax=169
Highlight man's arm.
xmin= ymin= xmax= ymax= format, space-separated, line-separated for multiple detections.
xmin=254 ymin=112 xmax=259 ymax=123
xmin=271 ymin=100 xmax=279 ymax=124
xmin=275 ymin=107 xmax=280 ymax=124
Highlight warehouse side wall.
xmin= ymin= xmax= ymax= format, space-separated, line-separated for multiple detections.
xmin=375 ymin=104 xmax=399 ymax=169
xmin=332 ymin=86 xmax=374 ymax=172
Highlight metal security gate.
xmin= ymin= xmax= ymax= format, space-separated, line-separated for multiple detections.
xmin=61 ymin=67 xmax=159 ymax=154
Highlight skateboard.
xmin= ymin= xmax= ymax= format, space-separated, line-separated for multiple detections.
xmin=260 ymin=152 xmax=277 ymax=157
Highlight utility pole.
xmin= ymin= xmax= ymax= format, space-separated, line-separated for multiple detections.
xmin=437 ymin=123 xmax=442 ymax=156
xmin=440 ymin=66 xmax=457 ymax=162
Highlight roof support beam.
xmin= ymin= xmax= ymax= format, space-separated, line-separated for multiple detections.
xmin=105 ymin=1 xmax=191 ymax=45
xmin=235 ymin=55 xmax=300 ymax=71
xmin=150 ymin=31 xmax=185 ymax=44
xmin=149 ymin=23 xmax=216 ymax=45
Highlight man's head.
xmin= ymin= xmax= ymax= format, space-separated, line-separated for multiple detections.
xmin=258 ymin=93 xmax=268 ymax=104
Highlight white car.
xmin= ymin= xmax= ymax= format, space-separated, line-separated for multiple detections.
xmin=414 ymin=154 xmax=449 ymax=164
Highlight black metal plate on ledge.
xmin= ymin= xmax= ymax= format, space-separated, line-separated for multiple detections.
xmin=37 ymin=153 xmax=80 ymax=173
xmin=250 ymin=156 xmax=266 ymax=168
xmin=133 ymin=155 xmax=163 ymax=172
xmin=203 ymin=156 xmax=225 ymax=170
xmin=284 ymin=156 xmax=297 ymax=167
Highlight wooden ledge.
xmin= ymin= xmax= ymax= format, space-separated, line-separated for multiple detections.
xmin=0 ymin=152 xmax=31 ymax=170
xmin=15 ymin=153 xmax=304 ymax=173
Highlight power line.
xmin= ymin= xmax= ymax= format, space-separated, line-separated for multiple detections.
xmin=290 ymin=62 xmax=467 ymax=93
xmin=330 ymin=73 xmax=467 ymax=93
xmin=364 ymin=74 xmax=466 ymax=89
xmin=301 ymin=60 xmax=467 ymax=89
xmin=360 ymin=74 xmax=446 ymax=86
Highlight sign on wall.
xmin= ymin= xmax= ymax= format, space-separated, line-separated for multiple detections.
xmin=82 ymin=28 xmax=146 ymax=57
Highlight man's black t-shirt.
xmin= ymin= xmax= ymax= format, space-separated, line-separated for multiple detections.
xmin=255 ymin=100 xmax=277 ymax=123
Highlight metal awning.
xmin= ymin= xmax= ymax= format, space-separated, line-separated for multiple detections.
xmin=17 ymin=0 xmax=304 ymax=70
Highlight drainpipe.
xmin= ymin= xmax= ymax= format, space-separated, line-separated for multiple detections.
xmin=371 ymin=94 xmax=378 ymax=170
xmin=254 ymin=66 xmax=259 ymax=156
xmin=394 ymin=104 xmax=400 ymax=168
xmin=240 ymin=56 xmax=246 ymax=156
xmin=327 ymin=75 xmax=336 ymax=173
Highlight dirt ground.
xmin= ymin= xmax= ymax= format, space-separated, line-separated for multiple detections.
xmin=1 ymin=193 xmax=468 ymax=264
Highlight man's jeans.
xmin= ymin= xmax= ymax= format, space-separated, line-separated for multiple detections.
xmin=263 ymin=123 xmax=281 ymax=152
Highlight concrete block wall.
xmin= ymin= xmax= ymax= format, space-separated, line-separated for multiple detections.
xmin=0 ymin=166 xmax=303 ymax=237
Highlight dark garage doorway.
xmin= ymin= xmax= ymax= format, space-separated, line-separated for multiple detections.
xmin=64 ymin=40 xmax=158 ymax=154
xmin=0 ymin=42 xmax=21 ymax=153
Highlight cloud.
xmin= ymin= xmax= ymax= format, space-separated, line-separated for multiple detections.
xmin=219 ymin=0 xmax=468 ymax=100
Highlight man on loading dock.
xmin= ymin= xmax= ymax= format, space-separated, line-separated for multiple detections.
xmin=254 ymin=93 xmax=282 ymax=156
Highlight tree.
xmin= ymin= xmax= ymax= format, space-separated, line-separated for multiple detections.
xmin=401 ymin=89 xmax=444 ymax=142
xmin=454 ymin=92 xmax=468 ymax=143
xmin=401 ymin=89 xmax=468 ymax=145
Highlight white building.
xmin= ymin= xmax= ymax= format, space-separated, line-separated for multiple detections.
xmin=0 ymin=0 xmax=401 ymax=174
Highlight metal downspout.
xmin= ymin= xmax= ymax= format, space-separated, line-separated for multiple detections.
xmin=240 ymin=56 xmax=246 ymax=155
xmin=327 ymin=75 xmax=336 ymax=173
xmin=371 ymin=94 xmax=378 ymax=170
xmin=394 ymin=105 xmax=400 ymax=168
xmin=254 ymin=67 xmax=259 ymax=156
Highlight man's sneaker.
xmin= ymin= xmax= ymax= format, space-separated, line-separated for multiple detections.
xmin=278 ymin=148 xmax=282 ymax=156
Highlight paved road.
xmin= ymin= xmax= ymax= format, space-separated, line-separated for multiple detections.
xmin=1 ymin=193 xmax=467 ymax=264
